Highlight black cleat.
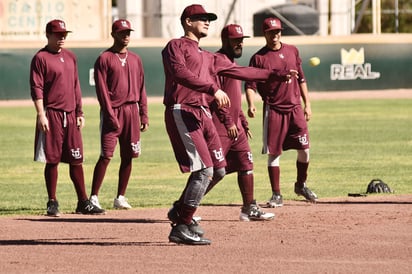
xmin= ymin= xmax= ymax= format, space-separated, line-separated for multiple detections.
xmin=168 ymin=224 xmax=211 ymax=245
xmin=47 ymin=200 xmax=61 ymax=217
xmin=76 ymin=200 xmax=106 ymax=215
xmin=167 ymin=201 xmax=204 ymax=236
xmin=294 ymin=183 xmax=318 ymax=202
xmin=267 ymin=194 xmax=284 ymax=208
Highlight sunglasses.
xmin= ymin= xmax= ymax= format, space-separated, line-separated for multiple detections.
xmin=190 ymin=16 xmax=210 ymax=22
xmin=52 ymin=32 xmax=68 ymax=39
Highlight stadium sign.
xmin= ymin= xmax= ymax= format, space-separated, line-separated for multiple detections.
xmin=330 ymin=47 xmax=380 ymax=81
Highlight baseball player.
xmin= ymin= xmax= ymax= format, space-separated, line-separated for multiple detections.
xmin=203 ymin=24 xmax=276 ymax=221
xmin=30 ymin=19 xmax=105 ymax=216
xmin=89 ymin=19 xmax=149 ymax=210
xmin=162 ymin=4 xmax=230 ymax=245
xmin=245 ymin=18 xmax=318 ymax=207
xmin=163 ymin=5 xmax=289 ymax=245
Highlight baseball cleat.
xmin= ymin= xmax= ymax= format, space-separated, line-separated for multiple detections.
xmin=267 ymin=194 xmax=283 ymax=208
xmin=192 ymin=216 xmax=202 ymax=222
xmin=168 ymin=223 xmax=211 ymax=245
xmin=90 ymin=195 xmax=104 ymax=210
xmin=239 ymin=200 xmax=275 ymax=221
xmin=167 ymin=201 xmax=204 ymax=236
xmin=294 ymin=182 xmax=318 ymax=202
xmin=76 ymin=199 xmax=106 ymax=215
xmin=46 ymin=200 xmax=61 ymax=217
xmin=113 ymin=195 xmax=132 ymax=209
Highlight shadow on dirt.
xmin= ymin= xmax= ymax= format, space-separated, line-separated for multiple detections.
xmin=0 ymin=239 xmax=172 ymax=246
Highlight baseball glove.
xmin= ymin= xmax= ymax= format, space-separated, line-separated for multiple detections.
xmin=366 ymin=179 xmax=392 ymax=193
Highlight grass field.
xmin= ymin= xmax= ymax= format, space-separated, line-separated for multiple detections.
xmin=0 ymin=98 xmax=411 ymax=216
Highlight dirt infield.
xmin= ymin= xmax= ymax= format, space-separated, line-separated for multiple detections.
xmin=0 ymin=194 xmax=411 ymax=273
xmin=1 ymin=90 xmax=410 ymax=273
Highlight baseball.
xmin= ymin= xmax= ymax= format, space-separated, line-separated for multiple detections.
xmin=309 ymin=57 xmax=320 ymax=67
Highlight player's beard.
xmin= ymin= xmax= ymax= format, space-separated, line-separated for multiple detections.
xmin=232 ymin=47 xmax=242 ymax=59
xmin=227 ymin=46 xmax=242 ymax=59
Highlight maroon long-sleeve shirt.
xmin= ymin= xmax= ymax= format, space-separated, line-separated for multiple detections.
xmin=30 ymin=47 xmax=83 ymax=116
xmin=212 ymin=49 xmax=274 ymax=132
xmin=162 ymin=37 xmax=219 ymax=107
xmin=245 ymin=43 xmax=306 ymax=113
xmin=162 ymin=37 xmax=273 ymax=109
xmin=94 ymin=49 xmax=148 ymax=125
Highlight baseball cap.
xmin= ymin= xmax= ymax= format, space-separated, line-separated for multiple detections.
xmin=221 ymin=24 xmax=250 ymax=39
xmin=180 ymin=4 xmax=217 ymax=22
xmin=112 ymin=19 xmax=134 ymax=33
xmin=46 ymin=19 xmax=71 ymax=33
xmin=262 ymin=17 xmax=283 ymax=32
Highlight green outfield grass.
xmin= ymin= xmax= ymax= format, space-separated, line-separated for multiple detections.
xmin=0 ymin=98 xmax=411 ymax=216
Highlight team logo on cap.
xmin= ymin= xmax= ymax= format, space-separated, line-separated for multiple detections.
xmin=235 ymin=26 xmax=243 ymax=35
xmin=270 ymin=19 xmax=279 ymax=27
xmin=120 ymin=20 xmax=129 ymax=28
xmin=58 ymin=21 xmax=66 ymax=30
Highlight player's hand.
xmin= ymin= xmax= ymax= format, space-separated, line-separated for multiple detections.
xmin=227 ymin=125 xmax=238 ymax=140
xmin=77 ymin=116 xmax=85 ymax=129
xmin=141 ymin=123 xmax=149 ymax=132
xmin=248 ymin=105 xmax=256 ymax=118
xmin=108 ymin=117 xmax=120 ymax=130
xmin=304 ymin=105 xmax=312 ymax=121
xmin=214 ymin=89 xmax=230 ymax=109
xmin=246 ymin=129 xmax=253 ymax=139
xmin=285 ymin=69 xmax=299 ymax=83
xmin=289 ymin=69 xmax=299 ymax=79
xmin=37 ymin=114 xmax=49 ymax=132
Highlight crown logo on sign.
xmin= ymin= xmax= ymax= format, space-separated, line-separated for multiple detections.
xmin=340 ymin=48 xmax=365 ymax=65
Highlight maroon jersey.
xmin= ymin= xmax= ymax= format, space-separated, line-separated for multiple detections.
xmin=162 ymin=37 xmax=272 ymax=107
xmin=162 ymin=37 xmax=220 ymax=107
xmin=94 ymin=49 xmax=148 ymax=124
xmin=162 ymin=37 xmax=225 ymax=173
xmin=212 ymin=50 xmax=272 ymax=134
xmin=245 ymin=43 xmax=305 ymax=113
xmin=30 ymin=47 xmax=82 ymax=115
xmin=211 ymin=50 xmax=277 ymax=173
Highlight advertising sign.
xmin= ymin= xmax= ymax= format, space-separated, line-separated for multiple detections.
xmin=0 ymin=0 xmax=110 ymax=41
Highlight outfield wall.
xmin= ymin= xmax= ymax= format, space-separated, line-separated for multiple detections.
xmin=1 ymin=34 xmax=411 ymax=100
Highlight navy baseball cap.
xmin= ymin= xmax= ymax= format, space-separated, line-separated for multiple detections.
xmin=46 ymin=19 xmax=71 ymax=33
xmin=180 ymin=4 xmax=217 ymax=22
xmin=221 ymin=24 xmax=250 ymax=39
xmin=112 ymin=19 xmax=134 ymax=33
